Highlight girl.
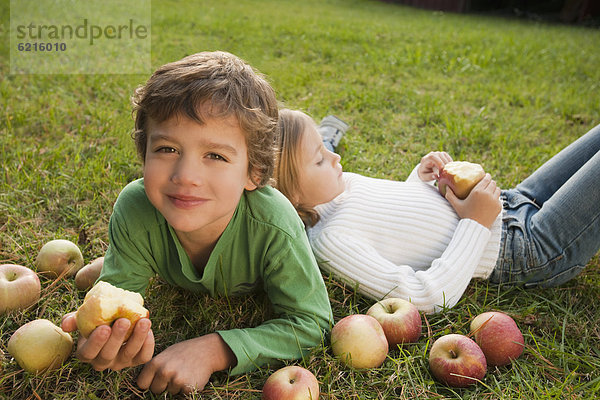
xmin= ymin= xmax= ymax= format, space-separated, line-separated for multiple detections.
xmin=274 ymin=109 xmax=600 ymax=313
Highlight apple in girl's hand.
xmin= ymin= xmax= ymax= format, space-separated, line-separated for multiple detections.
xmin=262 ymin=365 xmax=319 ymax=400
xmin=0 ymin=264 xmax=41 ymax=314
xmin=75 ymin=281 xmax=149 ymax=340
xmin=428 ymin=334 xmax=486 ymax=387
xmin=330 ymin=314 xmax=388 ymax=369
xmin=470 ymin=311 xmax=525 ymax=366
xmin=366 ymin=298 xmax=422 ymax=346
xmin=35 ymin=239 xmax=84 ymax=277
xmin=75 ymin=257 xmax=104 ymax=290
xmin=8 ymin=319 xmax=73 ymax=374
xmin=438 ymin=161 xmax=485 ymax=199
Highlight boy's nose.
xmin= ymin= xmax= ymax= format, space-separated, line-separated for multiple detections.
xmin=171 ymin=158 xmax=203 ymax=186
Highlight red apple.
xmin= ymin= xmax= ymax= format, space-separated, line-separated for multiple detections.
xmin=438 ymin=161 xmax=485 ymax=199
xmin=8 ymin=319 xmax=73 ymax=374
xmin=35 ymin=239 xmax=84 ymax=277
xmin=262 ymin=365 xmax=319 ymax=400
xmin=76 ymin=281 xmax=149 ymax=340
xmin=0 ymin=264 xmax=41 ymax=314
xmin=330 ymin=314 xmax=388 ymax=369
xmin=366 ymin=298 xmax=422 ymax=346
xmin=75 ymin=256 xmax=104 ymax=290
xmin=428 ymin=334 xmax=487 ymax=387
xmin=470 ymin=311 xmax=525 ymax=366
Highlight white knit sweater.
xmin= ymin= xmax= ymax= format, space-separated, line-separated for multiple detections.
xmin=307 ymin=167 xmax=502 ymax=314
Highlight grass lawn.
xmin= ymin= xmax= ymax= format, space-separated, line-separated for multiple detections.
xmin=1 ymin=0 xmax=600 ymax=398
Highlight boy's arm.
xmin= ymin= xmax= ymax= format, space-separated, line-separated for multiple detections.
xmin=217 ymin=237 xmax=332 ymax=375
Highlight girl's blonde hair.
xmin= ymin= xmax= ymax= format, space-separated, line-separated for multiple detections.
xmin=274 ymin=109 xmax=320 ymax=227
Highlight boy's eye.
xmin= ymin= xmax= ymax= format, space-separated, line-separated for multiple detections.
xmin=156 ymin=146 xmax=177 ymax=153
xmin=207 ymin=153 xmax=227 ymax=162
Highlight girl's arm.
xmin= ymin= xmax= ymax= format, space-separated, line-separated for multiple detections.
xmin=310 ymin=219 xmax=493 ymax=313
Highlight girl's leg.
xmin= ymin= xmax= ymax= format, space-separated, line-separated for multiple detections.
xmin=527 ymin=147 xmax=600 ymax=275
xmin=318 ymin=115 xmax=348 ymax=153
xmin=515 ymin=124 xmax=600 ymax=206
xmin=491 ymin=125 xmax=600 ymax=287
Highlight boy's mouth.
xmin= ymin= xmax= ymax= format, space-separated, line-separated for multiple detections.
xmin=167 ymin=194 xmax=207 ymax=209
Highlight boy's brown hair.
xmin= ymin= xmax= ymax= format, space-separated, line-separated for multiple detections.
xmin=274 ymin=109 xmax=320 ymax=227
xmin=132 ymin=51 xmax=278 ymax=187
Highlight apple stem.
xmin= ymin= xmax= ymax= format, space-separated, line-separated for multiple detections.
xmin=450 ymin=350 xmax=457 ymax=359
xmin=289 ymin=379 xmax=295 ymax=384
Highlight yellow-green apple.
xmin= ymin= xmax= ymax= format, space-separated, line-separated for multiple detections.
xmin=75 ymin=256 xmax=104 ymax=290
xmin=262 ymin=365 xmax=319 ymax=400
xmin=366 ymin=298 xmax=422 ymax=346
xmin=428 ymin=334 xmax=486 ymax=387
xmin=8 ymin=319 xmax=73 ymax=374
xmin=35 ymin=239 xmax=84 ymax=277
xmin=0 ymin=264 xmax=41 ymax=314
xmin=330 ymin=314 xmax=388 ymax=369
xmin=470 ymin=311 xmax=524 ymax=366
xmin=438 ymin=161 xmax=485 ymax=199
xmin=76 ymin=281 xmax=149 ymax=340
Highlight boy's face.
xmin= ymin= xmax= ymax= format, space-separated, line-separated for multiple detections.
xmin=296 ymin=124 xmax=345 ymax=207
xmin=143 ymin=114 xmax=256 ymax=245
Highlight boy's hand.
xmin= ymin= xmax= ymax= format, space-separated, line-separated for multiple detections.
xmin=418 ymin=151 xmax=453 ymax=182
xmin=61 ymin=312 xmax=154 ymax=371
xmin=137 ymin=333 xmax=236 ymax=395
xmin=445 ymin=173 xmax=502 ymax=229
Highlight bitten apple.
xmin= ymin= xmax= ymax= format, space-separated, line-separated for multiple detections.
xmin=330 ymin=314 xmax=388 ymax=369
xmin=75 ymin=257 xmax=104 ymax=290
xmin=75 ymin=281 xmax=149 ymax=340
xmin=366 ymin=298 xmax=422 ymax=346
xmin=438 ymin=161 xmax=485 ymax=199
xmin=262 ymin=365 xmax=319 ymax=400
xmin=0 ymin=264 xmax=41 ymax=314
xmin=428 ymin=334 xmax=487 ymax=387
xmin=8 ymin=319 xmax=73 ymax=374
xmin=470 ymin=311 xmax=524 ymax=366
xmin=35 ymin=239 xmax=84 ymax=277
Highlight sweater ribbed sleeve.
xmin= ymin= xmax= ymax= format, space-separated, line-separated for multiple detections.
xmin=307 ymin=172 xmax=502 ymax=313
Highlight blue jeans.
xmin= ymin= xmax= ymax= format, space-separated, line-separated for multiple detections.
xmin=489 ymin=124 xmax=600 ymax=287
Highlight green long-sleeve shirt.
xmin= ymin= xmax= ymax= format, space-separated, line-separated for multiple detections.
xmin=99 ymin=179 xmax=332 ymax=374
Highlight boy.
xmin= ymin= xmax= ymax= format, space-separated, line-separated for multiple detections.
xmin=61 ymin=51 xmax=333 ymax=395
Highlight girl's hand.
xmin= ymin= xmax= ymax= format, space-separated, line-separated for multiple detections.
xmin=418 ymin=151 xmax=453 ymax=182
xmin=445 ymin=173 xmax=502 ymax=229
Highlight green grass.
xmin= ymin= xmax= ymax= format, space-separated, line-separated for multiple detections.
xmin=1 ymin=0 xmax=600 ymax=398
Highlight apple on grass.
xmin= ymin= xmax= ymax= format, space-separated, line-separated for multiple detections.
xmin=76 ymin=281 xmax=149 ymax=340
xmin=35 ymin=239 xmax=84 ymax=278
xmin=470 ymin=311 xmax=525 ymax=366
xmin=8 ymin=319 xmax=73 ymax=374
xmin=0 ymin=264 xmax=41 ymax=314
xmin=262 ymin=365 xmax=319 ymax=400
xmin=366 ymin=298 xmax=422 ymax=346
xmin=428 ymin=334 xmax=487 ymax=387
xmin=438 ymin=161 xmax=485 ymax=199
xmin=75 ymin=256 xmax=104 ymax=290
xmin=330 ymin=314 xmax=388 ymax=369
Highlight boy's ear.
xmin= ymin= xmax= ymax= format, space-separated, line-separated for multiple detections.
xmin=244 ymin=169 xmax=260 ymax=191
